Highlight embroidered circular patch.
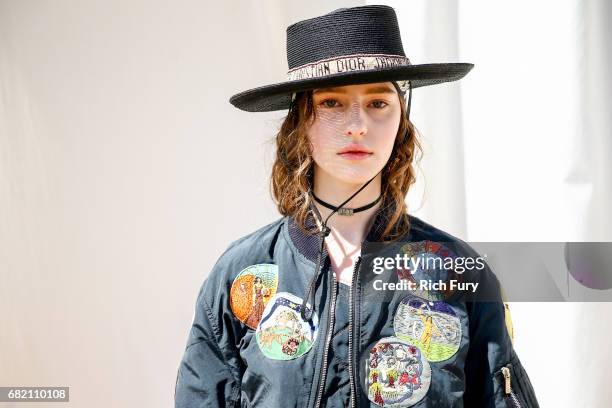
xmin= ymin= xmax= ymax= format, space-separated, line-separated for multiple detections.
xmin=396 ymin=241 xmax=460 ymax=301
xmin=255 ymin=292 xmax=318 ymax=360
xmin=393 ymin=296 xmax=461 ymax=362
xmin=230 ymin=263 xmax=279 ymax=329
xmin=365 ymin=337 xmax=431 ymax=407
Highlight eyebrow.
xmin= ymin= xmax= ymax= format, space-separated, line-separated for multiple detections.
xmin=313 ymin=85 xmax=396 ymax=95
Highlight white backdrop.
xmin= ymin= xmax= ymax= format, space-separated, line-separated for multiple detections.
xmin=1 ymin=0 xmax=611 ymax=407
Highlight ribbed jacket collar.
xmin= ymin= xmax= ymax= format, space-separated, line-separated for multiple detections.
xmin=286 ymin=199 xmax=407 ymax=264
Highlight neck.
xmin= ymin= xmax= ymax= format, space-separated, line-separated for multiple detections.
xmin=312 ymin=167 xmax=382 ymax=244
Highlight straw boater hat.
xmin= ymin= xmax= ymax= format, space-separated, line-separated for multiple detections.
xmin=228 ymin=5 xmax=474 ymax=321
xmin=229 ymin=4 xmax=473 ymax=113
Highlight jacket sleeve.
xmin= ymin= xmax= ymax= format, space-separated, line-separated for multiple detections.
xmin=174 ymin=257 xmax=244 ymax=408
xmin=462 ymin=261 xmax=540 ymax=408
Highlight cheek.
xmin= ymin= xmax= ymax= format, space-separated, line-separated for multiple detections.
xmin=308 ymin=112 xmax=347 ymax=158
xmin=366 ymin=109 xmax=401 ymax=158
xmin=374 ymin=118 xmax=401 ymax=153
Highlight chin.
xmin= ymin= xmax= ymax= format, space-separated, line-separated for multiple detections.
xmin=314 ymin=157 xmax=388 ymax=186
xmin=325 ymin=166 xmax=382 ymax=186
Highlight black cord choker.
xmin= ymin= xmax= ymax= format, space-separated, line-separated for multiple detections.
xmin=311 ymin=192 xmax=382 ymax=216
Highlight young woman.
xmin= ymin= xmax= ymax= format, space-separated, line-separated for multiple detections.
xmin=175 ymin=5 xmax=539 ymax=408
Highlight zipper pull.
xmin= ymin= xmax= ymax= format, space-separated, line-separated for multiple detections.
xmin=501 ymin=366 xmax=512 ymax=395
xmin=501 ymin=366 xmax=523 ymax=408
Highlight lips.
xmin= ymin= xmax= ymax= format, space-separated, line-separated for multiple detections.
xmin=338 ymin=151 xmax=372 ymax=159
xmin=337 ymin=144 xmax=373 ymax=160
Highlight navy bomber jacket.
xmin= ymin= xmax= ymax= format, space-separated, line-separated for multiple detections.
xmin=174 ymin=208 xmax=539 ymax=408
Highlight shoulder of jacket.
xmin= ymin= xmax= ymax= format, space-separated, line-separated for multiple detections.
xmin=408 ymin=214 xmax=489 ymax=256
xmin=202 ymin=216 xmax=286 ymax=293
xmin=407 ymin=214 xmax=497 ymax=283
xmin=407 ymin=214 xmax=464 ymax=244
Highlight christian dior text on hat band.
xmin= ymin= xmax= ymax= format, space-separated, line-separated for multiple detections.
xmin=287 ymin=53 xmax=411 ymax=81
xmin=287 ymin=53 xmax=412 ymax=103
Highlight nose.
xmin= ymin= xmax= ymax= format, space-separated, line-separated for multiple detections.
xmin=345 ymin=104 xmax=367 ymax=139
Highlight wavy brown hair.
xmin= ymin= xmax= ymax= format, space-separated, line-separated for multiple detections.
xmin=269 ymin=87 xmax=423 ymax=242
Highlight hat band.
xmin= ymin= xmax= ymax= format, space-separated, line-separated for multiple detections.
xmin=286 ymin=53 xmax=411 ymax=82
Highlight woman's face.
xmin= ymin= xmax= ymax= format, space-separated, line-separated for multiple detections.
xmin=307 ymin=81 xmax=402 ymax=185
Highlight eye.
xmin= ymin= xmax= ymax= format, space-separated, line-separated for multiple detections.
xmin=319 ymin=98 xmax=341 ymax=108
xmin=370 ymin=100 xmax=388 ymax=109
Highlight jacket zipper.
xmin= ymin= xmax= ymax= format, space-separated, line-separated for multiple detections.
xmin=501 ymin=366 xmax=523 ymax=408
xmin=348 ymin=256 xmax=362 ymax=408
xmin=313 ymin=262 xmax=338 ymax=408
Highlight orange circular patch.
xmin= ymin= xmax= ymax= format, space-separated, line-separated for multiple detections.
xmin=230 ymin=263 xmax=279 ymax=329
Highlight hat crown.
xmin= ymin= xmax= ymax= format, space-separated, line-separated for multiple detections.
xmin=286 ymin=5 xmax=406 ymax=70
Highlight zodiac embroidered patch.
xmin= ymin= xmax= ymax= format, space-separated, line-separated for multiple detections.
xmin=396 ymin=241 xmax=460 ymax=301
xmin=255 ymin=292 xmax=319 ymax=360
xmin=365 ymin=337 xmax=431 ymax=407
xmin=393 ymin=296 xmax=462 ymax=362
xmin=230 ymin=263 xmax=279 ymax=329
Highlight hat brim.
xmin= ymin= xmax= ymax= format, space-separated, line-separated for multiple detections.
xmin=229 ymin=63 xmax=473 ymax=112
